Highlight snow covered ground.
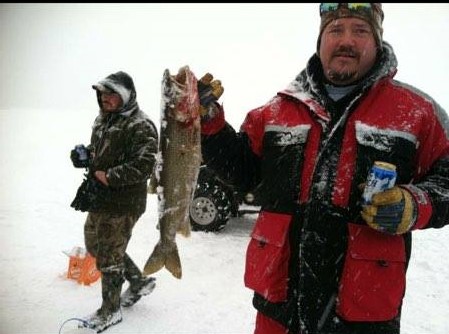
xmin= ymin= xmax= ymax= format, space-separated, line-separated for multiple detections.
xmin=0 ymin=108 xmax=448 ymax=334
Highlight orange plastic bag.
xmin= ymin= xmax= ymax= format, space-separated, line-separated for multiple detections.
xmin=64 ymin=246 xmax=101 ymax=285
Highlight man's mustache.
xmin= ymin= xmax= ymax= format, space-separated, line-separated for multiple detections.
xmin=332 ymin=46 xmax=359 ymax=58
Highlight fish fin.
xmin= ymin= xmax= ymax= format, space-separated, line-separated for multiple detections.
xmin=165 ymin=244 xmax=182 ymax=279
xmin=143 ymin=241 xmax=182 ymax=279
xmin=177 ymin=219 xmax=191 ymax=238
xmin=143 ymin=243 xmax=165 ymax=276
xmin=147 ymin=173 xmax=158 ymax=194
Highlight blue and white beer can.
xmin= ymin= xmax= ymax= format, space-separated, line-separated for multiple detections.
xmin=362 ymin=161 xmax=397 ymax=205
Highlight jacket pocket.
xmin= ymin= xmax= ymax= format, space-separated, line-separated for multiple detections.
xmin=354 ymin=121 xmax=417 ymax=183
xmin=256 ymin=125 xmax=309 ymax=209
xmin=337 ymin=223 xmax=406 ymax=321
xmin=244 ymin=211 xmax=292 ymax=303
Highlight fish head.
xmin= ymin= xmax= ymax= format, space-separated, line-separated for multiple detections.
xmin=161 ymin=66 xmax=200 ymax=125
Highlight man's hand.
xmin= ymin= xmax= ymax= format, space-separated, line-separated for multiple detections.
xmin=361 ymin=186 xmax=417 ymax=235
xmin=197 ymin=73 xmax=224 ymax=119
xmin=94 ymin=171 xmax=109 ymax=186
xmin=70 ymin=144 xmax=90 ymax=168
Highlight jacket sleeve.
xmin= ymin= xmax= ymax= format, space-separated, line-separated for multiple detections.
xmin=107 ymin=118 xmax=158 ymax=187
xmin=201 ymin=107 xmax=262 ymax=193
xmin=410 ymin=155 xmax=449 ymax=230
xmin=409 ymin=102 xmax=449 ymax=230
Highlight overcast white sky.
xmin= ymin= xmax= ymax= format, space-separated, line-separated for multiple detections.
xmin=1 ymin=3 xmax=448 ymax=128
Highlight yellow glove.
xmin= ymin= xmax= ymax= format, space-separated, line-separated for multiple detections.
xmin=197 ymin=73 xmax=224 ymax=117
xmin=361 ymin=186 xmax=417 ymax=235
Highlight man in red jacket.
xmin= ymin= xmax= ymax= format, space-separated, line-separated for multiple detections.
xmin=199 ymin=3 xmax=449 ymax=334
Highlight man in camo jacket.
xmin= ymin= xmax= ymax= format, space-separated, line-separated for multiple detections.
xmin=70 ymin=71 xmax=158 ymax=333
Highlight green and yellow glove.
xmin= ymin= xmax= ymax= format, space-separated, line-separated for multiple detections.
xmin=361 ymin=186 xmax=417 ymax=235
xmin=197 ymin=73 xmax=224 ymax=119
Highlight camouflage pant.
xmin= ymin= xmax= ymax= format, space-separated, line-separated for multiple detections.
xmin=84 ymin=212 xmax=143 ymax=312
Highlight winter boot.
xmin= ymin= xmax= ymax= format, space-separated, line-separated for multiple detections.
xmin=79 ymin=307 xmax=122 ymax=333
xmin=79 ymin=269 xmax=124 ymax=332
xmin=120 ymin=276 xmax=156 ymax=307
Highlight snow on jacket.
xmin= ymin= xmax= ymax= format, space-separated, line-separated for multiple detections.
xmin=201 ymin=42 xmax=449 ymax=334
xmin=87 ymin=72 xmax=158 ymax=215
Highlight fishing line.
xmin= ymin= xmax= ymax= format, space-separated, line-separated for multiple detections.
xmin=58 ymin=317 xmax=91 ymax=334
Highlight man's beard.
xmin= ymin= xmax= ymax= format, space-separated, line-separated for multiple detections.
xmin=326 ymin=69 xmax=357 ymax=85
xmin=326 ymin=46 xmax=359 ymax=85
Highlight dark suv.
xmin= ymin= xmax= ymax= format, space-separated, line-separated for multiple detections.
xmin=189 ymin=165 xmax=260 ymax=232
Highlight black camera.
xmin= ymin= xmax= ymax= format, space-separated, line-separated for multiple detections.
xmin=71 ymin=144 xmax=90 ymax=168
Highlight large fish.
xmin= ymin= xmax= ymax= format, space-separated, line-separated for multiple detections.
xmin=143 ymin=66 xmax=201 ymax=279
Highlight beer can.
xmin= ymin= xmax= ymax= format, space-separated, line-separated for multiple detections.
xmin=361 ymin=161 xmax=397 ymax=205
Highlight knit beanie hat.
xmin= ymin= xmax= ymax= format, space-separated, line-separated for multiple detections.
xmin=317 ymin=3 xmax=384 ymax=52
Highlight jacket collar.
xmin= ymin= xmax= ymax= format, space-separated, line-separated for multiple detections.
xmin=279 ymin=41 xmax=398 ymax=121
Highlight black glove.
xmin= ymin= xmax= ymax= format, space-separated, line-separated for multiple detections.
xmin=70 ymin=144 xmax=90 ymax=168
xmin=197 ymin=73 xmax=224 ymax=119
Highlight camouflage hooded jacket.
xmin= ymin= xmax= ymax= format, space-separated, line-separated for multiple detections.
xmin=87 ymin=71 xmax=158 ymax=215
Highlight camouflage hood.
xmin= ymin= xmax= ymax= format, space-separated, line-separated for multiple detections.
xmin=92 ymin=71 xmax=139 ymax=115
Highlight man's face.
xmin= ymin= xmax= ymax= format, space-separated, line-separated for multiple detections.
xmin=100 ymin=91 xmax=122 ymax=112
xmin=319 ymin=17 xmax=378 ymax=86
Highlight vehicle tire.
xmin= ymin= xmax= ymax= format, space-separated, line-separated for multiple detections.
xmin=189 ymin=179 xmax=235 ymax=232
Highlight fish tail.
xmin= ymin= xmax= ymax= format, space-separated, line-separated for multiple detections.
xmin=165 ymin=243 xmax=182 ymax=279
xmin=143 ymin=241 xmax=182 ymax=279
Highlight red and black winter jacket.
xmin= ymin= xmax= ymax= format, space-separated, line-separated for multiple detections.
xmin=201 ymin=43 xmax=449 ymax=334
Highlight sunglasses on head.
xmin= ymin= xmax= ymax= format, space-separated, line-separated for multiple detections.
xmin=320 ymin=3 xmax=373 ymax=15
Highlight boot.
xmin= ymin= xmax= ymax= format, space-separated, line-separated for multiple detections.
xmin=121 ymin=276 xmax=156 ymax=307
xmin=123 ymin=254 xmax=144 ymax=283
xmin=120 ymin=255 xmax=156 ymax=307
xmin=79 ymin=307 xmax=122 ymax=333
xmin=80 ymin=270 xmax=124 ymax=333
